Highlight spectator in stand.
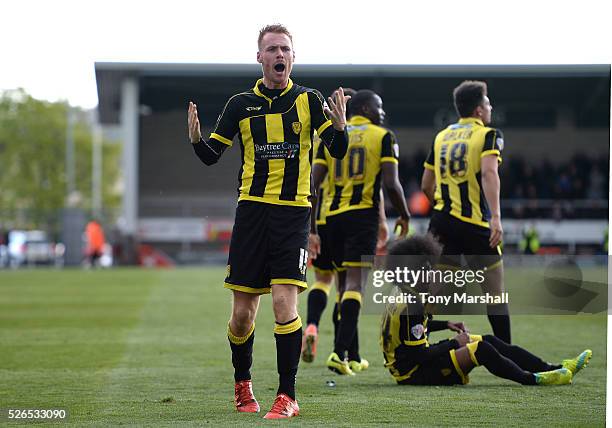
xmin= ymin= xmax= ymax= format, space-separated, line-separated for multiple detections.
xmin=397 ymin=150 xmax=607 ymax=220
xmin=588 ymin=166 xmax=605 ymax=199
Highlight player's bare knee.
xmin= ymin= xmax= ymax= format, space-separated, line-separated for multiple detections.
xmin=231 ymin=299 xmax=257 ymax=332
xmin=271 ymin=284 xmax=298 ymax=322
xmin=272 ymin=297 xmax=297 ymax=323
xmin=315 ymin=270 xmax=333 ymax=284
xmin=232 ymin=306 xmax=256 ymax=323
xmin=454 ymin=347 xmax=475 ymax=374
xmin=230 ymin=308 xmax=256 ymax=335
xmin=344 ymin=269 xmax=365 ymax=293
xmin=272 ymin=293 xmax=286 ymax=310
xmin=482 ymin=265 xmax=504 ymax=294
xmin=344 ymin=279 xmax=363 ymax=294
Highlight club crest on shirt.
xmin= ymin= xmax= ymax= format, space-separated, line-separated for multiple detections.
xmin=292 ymin=121 xmax=302 ymax=135
xmin=411 ymin=324 xmax=424 ymax=340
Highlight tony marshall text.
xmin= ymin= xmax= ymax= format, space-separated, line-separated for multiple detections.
xmin=373 ymin=292 xmax=509 ymax=305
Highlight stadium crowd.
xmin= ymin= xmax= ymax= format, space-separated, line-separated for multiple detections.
xmin=396 ymin=151 xmax=609 ymax=219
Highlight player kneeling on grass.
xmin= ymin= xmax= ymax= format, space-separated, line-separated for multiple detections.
xmin=380 ymin=234 xmax=592 ymax=386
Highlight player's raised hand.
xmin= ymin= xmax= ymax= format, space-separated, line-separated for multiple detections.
xmin=325 ymin=87 xmax=352 ymax=131
xmin=188 ymin=101 xmax=202 ymax=144
xmin=308 ymin=233 xmax=321 ymax=260
xmin=489 ymin=215 xmax=503 ymax=248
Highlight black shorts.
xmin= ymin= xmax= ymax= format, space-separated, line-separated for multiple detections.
xmin=312 ymin=224 xmax=334 ymax=273
xmin=397 ymin=350 xmax=466 ymax=386
xmin=224 ymin=201 xmax=310 ymax=294
xmin=428 ymin=211 xmax=502 ymax=270
xmin=327 ymin=208 xmax=378 ymax=269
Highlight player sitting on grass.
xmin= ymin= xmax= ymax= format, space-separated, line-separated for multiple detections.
xmin=380 ymin=234 xmax=592 ymax=386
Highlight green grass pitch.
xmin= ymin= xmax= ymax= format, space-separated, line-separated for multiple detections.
xmin=0 ymin=267 xmax=606 ymax=426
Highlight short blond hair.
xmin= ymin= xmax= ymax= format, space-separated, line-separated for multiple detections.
xmin=258 ymin=24 xmax=293 ymax=50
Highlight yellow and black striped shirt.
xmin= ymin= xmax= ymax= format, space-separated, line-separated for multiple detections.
xmin=208 ymin=79 xmax=334 ymax=207
xmin=315 ymin=115 xmax=399 ymax=216
xmin=313 ymin=136 xmax=331 ymax=225
xmin=424 ymin=117 xmax=504 ymax=228
xmin=380 ymin=300 xmax=457 ymax=382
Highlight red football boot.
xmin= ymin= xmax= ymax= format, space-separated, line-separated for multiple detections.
xmin=301 ymin=323 xmax=318 ymax=363
xmin=263 ymin=393 xmax=300 ymax=419
xmin=234 ymin=380 xmax=260 ymax=413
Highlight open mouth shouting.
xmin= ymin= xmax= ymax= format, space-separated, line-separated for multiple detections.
xmin=274 ymin=63 xmax=286 ymax=73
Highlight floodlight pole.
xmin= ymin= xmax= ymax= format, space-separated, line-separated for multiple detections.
xmin=65 ymin=105 xmax=76 ymax=200
xmin=92 ymin=111 xmax=103 ymax=219
xmin=62 ymin=105 xmax=86 ymax=266
xmin=120 ymin=78 xmax=139 ymax=235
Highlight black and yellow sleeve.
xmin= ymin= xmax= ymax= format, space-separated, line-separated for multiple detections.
xmin=381 ymin=131 xmax=399 ymax=164
xmin=192 ymin=137 xmax=228 ymax=166
xmin=428 ymin=319 xmax=450 ymax=332
xmin=423 ymin=138 xmax=435 ymax=171
xmin=404 ymin=313 xmax=427 ymax=346
xmin=209 ymin=95 xmax=240 ymax=147
xmin=481 ymin=129 xmax=504 ymax=164
xmin=307 ymin=90 xmax=333 ymax=136
xmin=405 ymin=316 xmax=458 ymax=363
xmin=313 ymin=136 xmax=329 ymax=168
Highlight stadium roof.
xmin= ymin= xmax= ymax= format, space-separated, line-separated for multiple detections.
xmin=95 ymin=63 xmax=610 ymax=125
